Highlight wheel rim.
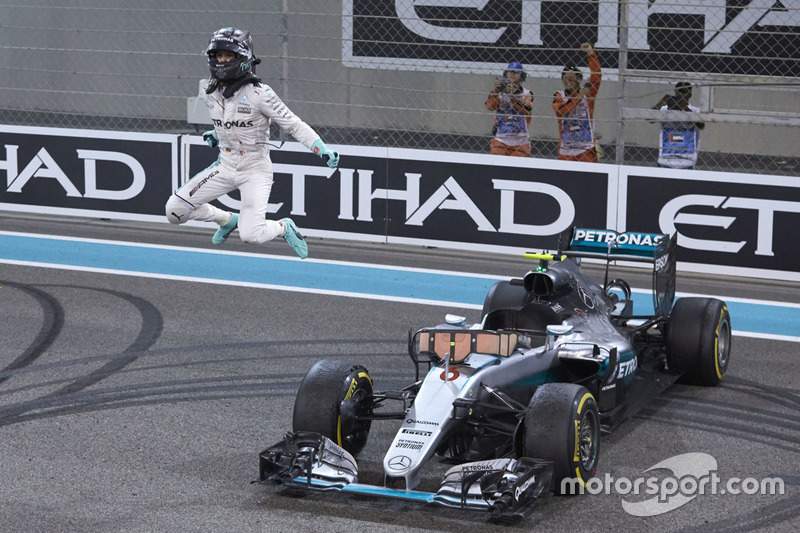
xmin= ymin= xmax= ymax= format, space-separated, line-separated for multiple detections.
xmin=717 ymin=319 xmax=731 ymax=371
xmin=579 ymin=410 xmax=599 ymax=471
xmin=339 ymin=388 xmax=372 ymax=453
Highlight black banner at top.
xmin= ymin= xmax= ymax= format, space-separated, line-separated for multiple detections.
xmin=345 ymin=0 xmax=800 ymax=78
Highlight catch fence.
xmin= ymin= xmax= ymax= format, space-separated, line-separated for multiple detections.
xmin=1 ymin=0 xmax=798 ymax=174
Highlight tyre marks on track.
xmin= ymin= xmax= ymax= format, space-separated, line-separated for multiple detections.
xmin=637 ymin=377 xmax=800 ymax=450
xmin=0 ymin=281 xmax=64 ymax=385
xmin=48 ymin=287 xmax=164 ymax=397
xmin=633 ymin=377 xmax=800 ymax=528
xmin=0 ymin=286 xmax=403 ymax=430
xmin=639 ymin=400 xmax=800 ymax=454
xmin=673 ymin=492 xmax=800 ymax=533
xmin=0 ymin=378 xmax=301 ymax=428
xmin=0 ymin=282 xmax=162 ymax=425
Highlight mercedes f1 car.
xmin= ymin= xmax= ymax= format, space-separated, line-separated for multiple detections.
xmin=256 ymin=228 xmax=732 ymax=520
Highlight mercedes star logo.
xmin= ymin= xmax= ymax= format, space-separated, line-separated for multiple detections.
xmin=388 ymin=455 xmax=412 ymax=470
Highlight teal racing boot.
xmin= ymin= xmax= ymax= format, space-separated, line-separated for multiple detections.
xmin=212 ymin=213 xmax=239 ymax=245
xmin=280 ymin=218 xmax=308 ymax=259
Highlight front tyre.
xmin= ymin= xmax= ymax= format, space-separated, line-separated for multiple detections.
xmin=292 ymin=359 xmax=373 ymax=456
xmin=521 ymin=383 xmax=599 ymax=495
xmin=666 ymin=298 xmax=731 ymax=386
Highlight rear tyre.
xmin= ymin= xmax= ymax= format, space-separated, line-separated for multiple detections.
xmin=292 ymin=359 xmax=373 ymax=456
xmin=522 ymin=383 xmax=599 ymax=495
xmin=666 ymin=298 xmax=731 ymax=386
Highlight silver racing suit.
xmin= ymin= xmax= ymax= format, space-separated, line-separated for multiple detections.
xmin=165 ymin=81 xmax=321 ymax=243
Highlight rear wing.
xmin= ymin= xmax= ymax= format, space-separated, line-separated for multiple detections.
xmin=527 ymin=228 xmax=677 ymax=316
xmin=567 ymin=228 xmax=667 ymax=262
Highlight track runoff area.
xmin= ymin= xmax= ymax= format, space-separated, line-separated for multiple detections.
xmin=0 ymin=231 xmax=797 ymax=344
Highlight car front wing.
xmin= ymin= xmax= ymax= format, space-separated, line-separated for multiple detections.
xmin=256 ymin=431 xmax=553 ymax=521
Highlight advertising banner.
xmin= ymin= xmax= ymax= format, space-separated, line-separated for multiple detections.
xmin=343 ymin=0 xmax=800 ymax=78
xmin=620 ymin=169 xmax=800 ymax=274
xmin=381 ymin=149 xmax=610 ymax=250
xmin=3 ymin=125 xmax=797 ymax=281
xmin=187 ymin=141 xmax=614 ymax=252
xmin=0 ymin=126 xmax=178 ymax=221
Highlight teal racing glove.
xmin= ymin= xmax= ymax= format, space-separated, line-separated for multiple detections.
xmin=311 ymin=139 xmax=339 ymax=168
xmin=203 ymin=130 xmax=219 ymax=148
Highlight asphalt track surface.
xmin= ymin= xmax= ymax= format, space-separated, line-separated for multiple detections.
xmin=1 ymin=212 xmax=798 ymax=533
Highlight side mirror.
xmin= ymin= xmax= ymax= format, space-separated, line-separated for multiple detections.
xmin=445 ymin=314 xmax=466 ymax=326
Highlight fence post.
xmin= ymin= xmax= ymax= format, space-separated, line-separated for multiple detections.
xmin=615 ymin=0 xmax=630 ymax=166
xmin=280 ymin=0 xmax=290 ymax=143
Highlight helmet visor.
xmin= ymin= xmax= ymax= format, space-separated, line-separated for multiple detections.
xmin=206 ymin=40 xmax=250 ymax=58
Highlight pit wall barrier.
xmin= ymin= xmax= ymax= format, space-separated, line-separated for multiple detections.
xmin=2 ymin=125 xmax=797 ymax=282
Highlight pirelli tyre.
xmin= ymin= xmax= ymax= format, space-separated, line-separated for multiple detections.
xmin=521 ymin=383 xmax=599 ymax=495
xmin=666 ymin=297 xmax=732 ymax=386
xmin=292 ymin=359 xmax=373 ymax=456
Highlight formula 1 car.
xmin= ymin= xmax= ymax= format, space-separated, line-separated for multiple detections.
xmin=256 ymin=228 xmax=732 ymax=520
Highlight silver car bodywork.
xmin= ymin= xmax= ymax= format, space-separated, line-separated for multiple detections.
xmin=258 ymin=228 xmax=682 ymax=518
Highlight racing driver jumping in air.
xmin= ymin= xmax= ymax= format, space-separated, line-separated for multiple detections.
xmin=165 ymin=27 xmax=339 ymax=259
